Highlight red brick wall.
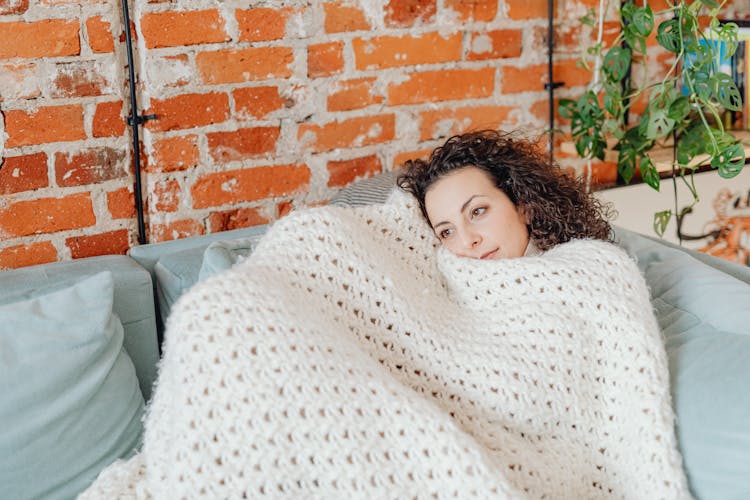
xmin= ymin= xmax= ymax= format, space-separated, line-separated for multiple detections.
xmin=3 ymin=0 xmax=744 ymax=269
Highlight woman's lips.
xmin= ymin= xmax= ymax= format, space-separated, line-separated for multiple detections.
xmin=480 ymin=249 xmax=498 ymax=260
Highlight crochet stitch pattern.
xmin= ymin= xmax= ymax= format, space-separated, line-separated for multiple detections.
xmin=83 ymin=191 xmax=690 ymax=499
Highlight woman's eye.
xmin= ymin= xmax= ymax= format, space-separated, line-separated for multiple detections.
xmin=471 ymin=206 xmax=486 ymax=218
xmin=438 ymin=228 xmax=453 ymax=239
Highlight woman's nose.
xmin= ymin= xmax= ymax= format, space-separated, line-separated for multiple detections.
xmin=459 ymin=228 xmax=481 ymax=248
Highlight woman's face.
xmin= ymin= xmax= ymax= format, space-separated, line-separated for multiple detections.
xmin=424 ymin=166 xmax=530 ymax=260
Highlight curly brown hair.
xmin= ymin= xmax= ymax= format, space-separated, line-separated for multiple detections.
xmin=397 ymin=130 xmax=613 ymax=251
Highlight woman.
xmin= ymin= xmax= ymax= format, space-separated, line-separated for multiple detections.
xmin=397 ymin=129 xmax=613 ymax=259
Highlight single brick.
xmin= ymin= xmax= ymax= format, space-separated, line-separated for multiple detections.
xmin=352 ymin=32 xmax=461 ymax=70
xmin=92 ymin=100 xmax=126 ymax=137
xmin=385 ymin=0 xmax=436 ymax=27
xmin=145 ymin=92 xmax=230 ymax=132
xmin=236 ymin=7 xmax=292 ymax=42
xmin=140 ymin=10 xmax=228 ymax=49
xmin=387 ymin=68 xmax=494 ymax=105
xmin=0 ymin=193 xmax=95 ymax=237
xmin=208 ymin=207 xmax=270 ymax=232
xmin=0 ymin=62 xmax=41 ymax=100
xmin=554 ymin=58 xmax=592 ymax=88
xmin=147 ymin=135 xmax=200 ymax=172
xmin=233 ymin=86 xmax=287 ymax=119
xmin=0 ymin=152 xmax=48 ymax=194
xmin=4 ymin=104 xmax=86 ymax=147
xmin=196 ymin=47 xmax=293 ymax=84
xmin=505 ymin=0 xmax=547 ymax=19
xmin=66 ymin=229 xmax=130 ymax=259
xmin=207 ymin=126 xmax=280 ymax=163
xmin=0 ymin=241 xmax=57 ymax=270
xmin=149 ymin=219 xmax=205 ymax=243
xmin=0 ymin=0 xmax=29 ymax=15
xmin=0 ymin=19 xmax=80 ymax=59
xmin=444 ymin=0 xmax=497 ymax=21
xmin=50 ymin=60 xmax=112 ymax=98
xmin=467 ymin=30 xmax=523 ymax=61
xmin=327 ymin=77 xmax=383 ymax=112
xmin=308 ymin=41 xmax=344 ymax=78
xmin=107 ymin=187 xmax=136 ymax=219
xmin=323 ymin=1 xmax=370 ymax=33
xmin=55 ymin=147 xmax=128 ymax=187
xmin=298 ymin=114 xmax=396 ymax=153
xmin=152 ymin=179 xmax=181 ymax=212
xmin=327 ymin=154 xmax=382 ymax=187
xmin=86 ymin=16 xmax=115 ymax=53
xmin=191 ymin=164 xmax=310 ymax=209
xmin=419 ymin=105 xmax=515 ymax=140
xmin=502 ymin=63 xmax=546 ymax=93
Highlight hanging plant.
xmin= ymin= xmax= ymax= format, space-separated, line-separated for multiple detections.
xmin=559 ymin=0 xmax=746 ymax=236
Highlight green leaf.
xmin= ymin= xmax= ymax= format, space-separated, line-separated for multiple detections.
xmin=700 ymin=0 xmax=720 ymax=9
xmin=570 ymin=115 xmax=588 ymax=138
xmin=668 ymin=96 xmax=691 ymax=122
xmin=714 ymin=73 xmax=743 ymax=111
xmin=575 ymin=133 xmax=606 ymax=161
xmin=630 ymin=4 xmax=654 ymax=36
xmin=656 ymin=19 xmax=680 ymax=53
xmin=602 ymin=47 xmax=631 ymax=81
xmin=653 ymin=210 xmax=672 ymax=237
xmin=624 ymin=29 xmax=647 ymax=54
xmin=640 ymin=156 xmax=660 ymax=191
xmin=677 ymin=125 xmax=709 ymax=166
xmin=691 ymin=71 xmax=713 ymax=101
xmin=558 ymin=99 xmax=577 ymax=119
xmin=637 ymin=108 xmax=651 ymax=136
xmin=618 ymin=146 xmax=637 ymax=184
xmin=602 ymin=92 xmax=619 ymax=117
xmin=712 ymin=22 xmax=738 ymax=58
xmin=577 ymin=91 xmax=603 ymax=120
xmin=710 ymin=142 xmax=746 ymax=178
xmin=646 ymin=110 xmax=675 ymax=140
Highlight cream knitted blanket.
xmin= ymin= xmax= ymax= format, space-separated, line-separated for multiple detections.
xmin=83 ymin=191 xmax=690 ymax=499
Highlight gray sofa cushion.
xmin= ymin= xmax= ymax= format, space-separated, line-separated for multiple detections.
xmin=615 ymin=227 xmax=750 ymax=499
xmin=129 ymin=225 xmax=269 ymax=337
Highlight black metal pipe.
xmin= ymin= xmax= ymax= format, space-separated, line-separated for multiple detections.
xmin=546 ymin=0 xmax=563 ymax=165
xmin=121 ymin=0 xmax=148 ymax=244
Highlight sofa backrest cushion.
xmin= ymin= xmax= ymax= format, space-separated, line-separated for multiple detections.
xmin=129 ymin=225 xmax=269 ymax=337
xmin=614 ymin=226 xmax=750 ymax=499
xmin=0 ymin=271 xmax=145 ymax=500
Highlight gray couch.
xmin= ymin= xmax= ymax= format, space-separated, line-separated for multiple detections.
xmin=1 ymin=172 xmax=748 ymax=499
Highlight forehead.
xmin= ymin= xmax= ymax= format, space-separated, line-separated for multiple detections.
xmin=425 ymin=167 xmax=496 ymax=204
xmin=424 ymin=167 xmax=506 ymax=219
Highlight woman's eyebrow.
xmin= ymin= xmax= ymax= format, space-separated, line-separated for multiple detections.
xmin=432 ymin=195 xmax=482 ymax=230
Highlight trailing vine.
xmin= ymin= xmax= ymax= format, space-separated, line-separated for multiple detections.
xmin=559 ymin=0 xmax=745 ymax=236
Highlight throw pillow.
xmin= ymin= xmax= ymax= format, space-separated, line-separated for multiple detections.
xmin=198 ymin=235 xmax=264 ymax=281
xmin=0 ymin=271 xmax=145 ymax=500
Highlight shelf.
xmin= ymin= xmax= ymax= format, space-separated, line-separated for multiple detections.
xmin=649 ymin=129 xmax=750 ymax=173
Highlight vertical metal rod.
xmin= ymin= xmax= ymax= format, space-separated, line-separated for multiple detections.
xmin=548 ymin=0 xmax=555 ymax=165
xmin=121 ymin=0 xmax=147 ymax=244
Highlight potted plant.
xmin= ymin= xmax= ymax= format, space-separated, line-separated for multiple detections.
xmin=559 ymin=0 xmax=746 ymax=237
